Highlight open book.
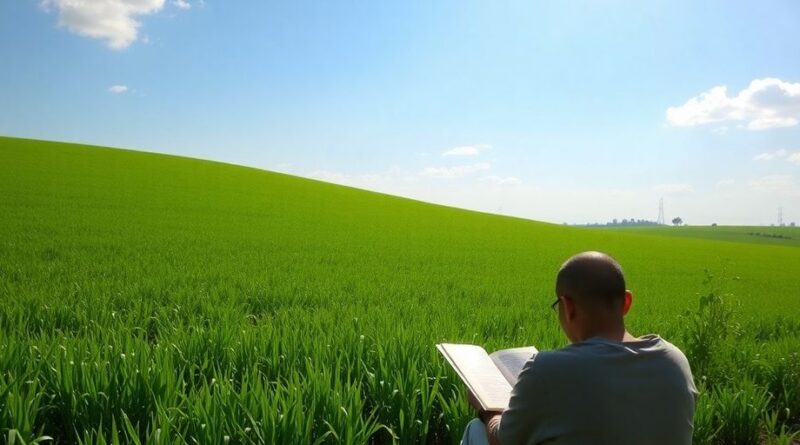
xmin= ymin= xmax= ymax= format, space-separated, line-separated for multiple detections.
xmin=437 ymin=343 xmax=538 ymax=411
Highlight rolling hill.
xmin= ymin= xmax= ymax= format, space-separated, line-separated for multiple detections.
xmin=1 ymin=136 xmax=798 ymax=444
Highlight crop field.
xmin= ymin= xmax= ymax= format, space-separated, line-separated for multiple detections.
xmin=1 ymin=136 xmax=799 ymax=444
xmin=604 ymin=225 xmax=800 ymax=248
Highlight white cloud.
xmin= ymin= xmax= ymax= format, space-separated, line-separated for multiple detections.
xmin=748 ymin=175 xmax=799 ymax=196
xmin=442 ymin=144 xmax=492 ymax=157
xmin=108 ymin=85 xmax=128 ymax=94
xmin=40 ymin=0 xmax=169 ymax=49
xmin=753 ymin=149 xmax=799 ymax=162
xmin=307 ymin=166 xmax=416 ymax=188
xmin=715 ymin=179 xmax=735 ymax=188
xmin=711 ymin=126 xmax=729 ymax=135
xmin=173 ymin=0 xmax=190 ymax=9
xmin=420 ymin=163 xmax=491 ymax=179
xmin=666 ymin=78 xmax=800 ymax=130
xmin=307 ymin=170 xmax=351 ymax=184
xmin=654 ymin=183 xmax=693 ymax=193
xmin=480 ymin=175 xmax=522 ymax=186
xmin=273 ymin=163 xmax=294 ymax=173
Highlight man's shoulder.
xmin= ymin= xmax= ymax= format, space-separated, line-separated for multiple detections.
xmin=531 ymin=335 xmax=691 ymax=369
xmin=525 ymin=343 xmax=595 ymax=373
xmin=627 ymin=334 xmax=693 ymax=368
xmin=654 ymin=336 xmax=692 ymax=361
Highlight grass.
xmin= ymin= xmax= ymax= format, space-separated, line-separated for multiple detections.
xmin=603 ymin=225 xmax=800 ymax=248
xmin=1 ymin=136 xmax=799 ymax=444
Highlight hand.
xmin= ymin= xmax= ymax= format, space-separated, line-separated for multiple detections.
xmin=480 ymin=409 xmax=503 ymax=424
xmin=466 ymin=389 xmax=482 ymax=412
xmin=467 ymin=390 xmax=502 ymax=423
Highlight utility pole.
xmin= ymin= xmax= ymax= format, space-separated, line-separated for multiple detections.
xmin=778 ymin=207 xmax=784 ymax=226
xmin=657 ymin=198 xmax=665 ymax=225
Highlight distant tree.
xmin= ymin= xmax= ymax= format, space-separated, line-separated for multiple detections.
xmin=791 ymin=222 xmax=796 ymax=227
xmin=711 ymin=223 xmax=717 ymax=227
xmin=622 ymin=219 xmax=628 ymax=224
xmin=612 ymin=218 xmax=618 ymax=225
xmin=672 ymin=217 xmax=683 ymax=226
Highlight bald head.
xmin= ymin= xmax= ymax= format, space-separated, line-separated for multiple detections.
xmin=556 ymin=251 xmax=626 ymax=310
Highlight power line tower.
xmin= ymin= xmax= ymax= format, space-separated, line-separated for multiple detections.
xmin=657 ymin=198 xmax=665 ymax=225
xmin=778 ymin=207 xmax=784 ymax=226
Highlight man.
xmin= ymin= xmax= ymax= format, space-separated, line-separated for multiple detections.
xmin=461 ymin=251 xmax=697 ymax=445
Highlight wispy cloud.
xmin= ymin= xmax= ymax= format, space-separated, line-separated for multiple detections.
xmin=273 ymin=163 xmax=294 ymax=173
xmin=715 ymin=179 xmax=735 ymax=188
xmin=39 ymin=0 xmax=186 ymax=49
xmin=307 ymin=166 xmax=415 ymax=188
xmin=479 ymin=175 xmax=522 ymax=186
xmin=108 ymin=85 xmax=129 ymax=94
xmin=752 ymin=149 xmax=800 ymax=164
xmin=749 ymin=175 xmax=799 ymax=196
xmin=666 ymin=78 xmax=800 ymax=130
xmin=654 ymin=183 xmax=693 ymax=193
xmin=420 ymin=163 xmax=491 ymax=179
xmin=442 ymin=144 xmax=491 ymax=157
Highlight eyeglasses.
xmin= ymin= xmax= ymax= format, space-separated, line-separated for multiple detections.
xmin=551 ymin=297 xmax=560 ymax=311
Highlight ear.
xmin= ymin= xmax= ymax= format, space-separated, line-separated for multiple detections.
xmin=621 ymin=290 xmax=633 ymax=316
xmin=562 ymin=295 xmax=578 ymax=321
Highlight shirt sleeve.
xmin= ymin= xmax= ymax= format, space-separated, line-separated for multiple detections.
xmin=496 ymin=353 xmax=552 ymax=445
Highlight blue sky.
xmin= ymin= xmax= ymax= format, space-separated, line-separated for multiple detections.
xmin=1 ymin=0 xmax=799 ymax=225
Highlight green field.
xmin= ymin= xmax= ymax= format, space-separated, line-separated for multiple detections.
xmin=604 ymin=225 xmax=800 ymax=248
xmin=1 ymin=136 xmax=799 ymax=444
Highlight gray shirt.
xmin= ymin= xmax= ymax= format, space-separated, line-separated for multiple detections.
xmin=496 ymin=334 xmax=698 ymax=445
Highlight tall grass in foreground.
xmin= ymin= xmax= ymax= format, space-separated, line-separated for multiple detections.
xmin=682 ymin=276 xmax=800 ymax=445
xmin=1 ymin=280 xmax=799 ymax=444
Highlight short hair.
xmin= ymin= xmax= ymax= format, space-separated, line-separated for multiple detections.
xmin=555 ymin=251 xmax=626 ymax=309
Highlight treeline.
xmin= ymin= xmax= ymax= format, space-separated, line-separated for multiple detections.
xmin=577 ymin=218 xmax=661 ymax=227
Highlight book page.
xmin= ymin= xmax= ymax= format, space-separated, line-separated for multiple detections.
xmin=436 ymin=343 xmax=513 ymax=411
xmin=489 ymin=346 xmax=538 ymax=386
